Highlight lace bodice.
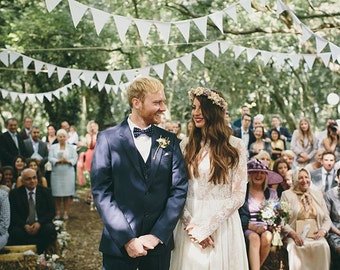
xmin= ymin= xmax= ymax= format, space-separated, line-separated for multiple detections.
xmin=181 ymin=136 xmax=248 ymax=242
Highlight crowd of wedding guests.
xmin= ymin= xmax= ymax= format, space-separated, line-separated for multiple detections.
xmin=0 ymin=105 xmax=340 ymax=269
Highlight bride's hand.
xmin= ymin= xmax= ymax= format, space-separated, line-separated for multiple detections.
xmin=199 ymin=236 xmax=215 ymax=249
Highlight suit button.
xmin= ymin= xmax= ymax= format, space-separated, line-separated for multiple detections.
xmin=144 ymin=213 xmax=149 ymax=218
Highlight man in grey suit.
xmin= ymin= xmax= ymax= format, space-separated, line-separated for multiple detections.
xmin=91 ymin=77 xmax=188 ymax=270
xmin=24 ymin=126 xmax=49 ymax=174
xmin=311 ymin=151 xmax=337 ymax=194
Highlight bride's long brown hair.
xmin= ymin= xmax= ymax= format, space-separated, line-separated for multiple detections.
xmin=184 ymin=90 xmax=239 ymax=184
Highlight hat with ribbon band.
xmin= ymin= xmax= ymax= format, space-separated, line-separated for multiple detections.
xmin=247 ymin=159 xmax=283 ymax=185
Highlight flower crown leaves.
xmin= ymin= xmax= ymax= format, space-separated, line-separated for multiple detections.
xmin=189 ymin=87 xmax=227 ymax=112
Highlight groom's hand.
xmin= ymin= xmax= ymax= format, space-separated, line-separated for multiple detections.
xmin=138 ymin=234 xmax=161 ymax=250
xmin=124 ymin=238 xmax=147 ymax=258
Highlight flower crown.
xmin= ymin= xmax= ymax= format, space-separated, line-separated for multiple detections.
xmin=189 ymin=87 xmax=227 ymax=112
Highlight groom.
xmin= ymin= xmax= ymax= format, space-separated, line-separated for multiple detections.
xmin=91 ymin=76 xmax=188 ymax=270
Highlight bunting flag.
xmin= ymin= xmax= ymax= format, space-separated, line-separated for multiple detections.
xmin=43 ymin=0 xmax=339 ymax=62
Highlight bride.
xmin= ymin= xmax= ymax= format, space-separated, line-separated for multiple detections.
xmin=170 ymin=87 xmax=249 ymax=270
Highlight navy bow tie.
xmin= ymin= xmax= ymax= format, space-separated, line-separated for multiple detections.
xmin=133 ymin=127 xmax=153 ymax=138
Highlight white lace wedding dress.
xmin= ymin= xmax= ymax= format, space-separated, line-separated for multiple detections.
xmin=170 ymin=136 xmax=249 ymax=270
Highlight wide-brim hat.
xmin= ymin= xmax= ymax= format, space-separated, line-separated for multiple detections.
xmin=247 ymin=159 xmax=283 ymax=185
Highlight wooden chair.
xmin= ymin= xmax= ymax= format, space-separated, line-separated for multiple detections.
xmin=0 ymin=245 xmax=37 ymax=270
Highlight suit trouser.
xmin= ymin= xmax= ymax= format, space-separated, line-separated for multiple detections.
xmin=103 ymin=250 xmax=171 ymax=270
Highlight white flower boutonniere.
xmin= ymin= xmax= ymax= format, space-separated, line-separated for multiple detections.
xmin=153 ymin=136 xmax=170 ymax=159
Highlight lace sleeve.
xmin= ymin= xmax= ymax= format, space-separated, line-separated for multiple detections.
xmin=189 ymin=137 xmax=248 ymax=242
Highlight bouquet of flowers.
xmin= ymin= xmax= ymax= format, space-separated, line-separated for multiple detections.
xmin=259 ymin=199 xmax=290 ymax=246
xmin=37 ymin=254 xmax=64 ymax=270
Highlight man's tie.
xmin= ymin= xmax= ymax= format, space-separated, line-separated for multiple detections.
xmin=28 ymin=192 xmax=35 ymax=225
xmin=133 ymin=127 xmax=153 ymax=138
xmin=325 ymin=172 xmax=330 ymax=192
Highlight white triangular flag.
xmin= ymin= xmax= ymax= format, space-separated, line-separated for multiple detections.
xmin=27 ymin=94 xmax=36 ymax=103
xmin=134 ymin=19 xmax=153 ymax=45
xmin=113 ymin=15 xmax=132 ymax=43
xmin=18 ymin=93 xmax=27 ymax=103
xmin=206 ymin=42 xmax=219 ymax=57
xmin=289 ymin=11 xmax=301 ymax=26
xmin=138 ymin=67 xmax=151 ymax=77
xmin=57 ymin=67 xmax=68 ymax=82
xmin=97 ymin=82 xmax=104 ymax=92
xmin=104 ymin=84 xmax=111 ymax=94
xmin=69 ymin=69 xmax=82 ymax=82
xmin=276 ymin=0 xmax=287 ymax=18
xmin=174 ymin=20 xmax=191 ymax=43
xmin=45 ymin=0 xmax=62 ymax=12
xmin=1 ymin=89 xmax=9 ymax=98
xmin=60 ymin=86 xmax=69 ymax=95
xmin=289 ymin=54 xmax=301 ymax=69
xmin=301 ymin=24 xmax=313 ymax=43
xmin=208 ymin=11 xmax=224 ymax=34
xmin=9 ymin=51 xmax=21 ymax=64
xmin=260 ymin=50 xmax=272 ymax=65
xmin=302 ymin=54 xmax=316 ymax=69
xmin=224 ymin=5 xmax=237 ymax=23
xmin=246 ymin=48 xmax=258 ymax=62
xmin=36 ymin=93 xmax=45 ymax=103
xmin=34 ymin=60 xmax=45 ymax=74
xmin=44 ymin=92 xmax=52 ymax=102
xmin=180 ymin=54 xmax=192 ymax=70
xmin=124 ymin=69 xmax=137 ymax=82
xmin=329 ymin=42 xmax=340 ymax=62
xmin=154 ymin=21 xmax=171 ymax=44
xmin=193 ymin=47 xmax=206 ymax=64
xmin=90 ymin=79 xmax=97 ymax=88
xmin=111 ymin=85 xmax=118 ymax=94
xmin=192 ymin=16 xmax=207 ymax=38
xmin=152 ymin=64 xmax=165 ymax=79
xmin=46 ymin=64 xmax=56 ymax=78
xmin=0 ymin=51 xmax=9 ymax=66
xmin=53 ymin=90 xmax=60 ymax=99
xmin=219 ymin=41 xmax=231 ymax=54
xmin=275 ymin=53 xmax=286 ymax=66
xmin=110 ymin=71 xmax=123 ymax=85
xmin=22 ymin=55 xmax=32 ymax=69
xmin=239 ymin=0 xmax=252 ymax=14
xmin=9 ymin=92 xmax=18 ymax=102
xmin=233 ymin=46 xmax=245 ymax=59
xmin=73 ymin=78 xmax=81 ymax=87
xmin=80 ymin=71 xmax=93 ymax=86
xmin=318 ymin=52 xmax=331 ymax=67
xmin=68 ymin=0 xmax=88 ymax=28
xmin=96 ymin=71 xmax=108 ymax=83
xmin=91 ymin=7 xmax=111 ymax=35
xmin=315 ymin=36 xmax=328 ymax=53
xmin=166 ymin=59 xmax=178 ymax=73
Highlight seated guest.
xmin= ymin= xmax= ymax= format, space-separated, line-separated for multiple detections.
xmin=0 ymin=189 xmax=10 ymax=249
xmin=281 ymin=150 xmax=296 ymax=170
xmin=271 ymin=158 xmax=290 ymax=197
xmin=239 ymin=159 xmax=283 ymax=270
xmin=8 ymin=168 xmax=56 ymax=254
xmin=281 ymin=167 xmax=331 ymax=270
xmin=325 ymin=168 xmax=340 ymax=269
xmin=1 ymin=166 xmax=15 ymax=190
xmin=249 ymin=126 xmax=271 ymax=159
xmin=16 ymin=159 xmax=48 ymax=188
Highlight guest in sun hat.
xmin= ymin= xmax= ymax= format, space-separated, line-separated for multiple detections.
xmin=239 ymin=159 xmax=283 ymax=270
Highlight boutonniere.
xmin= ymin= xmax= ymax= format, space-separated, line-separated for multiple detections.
xmin=153 ymin=136 xmax=170 ymax=159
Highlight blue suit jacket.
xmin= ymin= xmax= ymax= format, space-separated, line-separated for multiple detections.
xmin=90 ymin=119 xmax=188 ymax=257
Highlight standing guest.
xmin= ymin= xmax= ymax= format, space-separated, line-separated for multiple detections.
xmin=0 ymin=189 xmax=10 ymax=249
xmin=16 ymin=159 xmax=48 ymax=188
xmin=60 ymin=121 xmax=79 ymax=146
xmin=269 ymin=128 xmax=285 ymax=161
xmin=170 ymin=88 xmax=248 ymax=269
xmin=249 ymin=126 xmax=271 ymax=159
xmin=172 ymin=121 xmax=186 ymax=141
xmin=238 ymin=159 xmax=282 ymax=270
xmin=24 ymin=126 xmax=49 ymax=175
xmin=90 ymin=76 xmax=188 ymax=270
xmin=281 ymin=168 xmax=331 ymax=270
xmin=324 ymin=168 xmax=340 ymax=269
xmin=317 ymin=117 xmax=336 ymax=149
xmin=270 ymin=115 xmax=292 ymax=148
xmin=84 ymin=120 xmax=99 ymax=173
xmin=19 ymin=117 xmax=33 ymax=140
xmin=233 ymin=113 xmax=256 ymax=159
xmin=41 ymin=124 xmax=58 ymax=187
xmin=0 ymin=118 xmax=28 ymax=166
xmin=48 ymin=129 xmax=78 ymax=220
xmin=310 ymin=151 xmax=337 ymax=194
xmin=252 ymin=114 xmax=264 ymax=130
xmin=233 ymin=105 xmax=252 ymax=129
xmin=291 ymin=117 xmax=318 ymax=167
xmin=8 ymin=168 xmax=56 ymax=254
xmin=224 ymin=110 xmax=233 ymax=129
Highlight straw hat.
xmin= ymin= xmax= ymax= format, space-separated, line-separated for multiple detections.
xmin=247 ymin=159 xmax=283 ymax=185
